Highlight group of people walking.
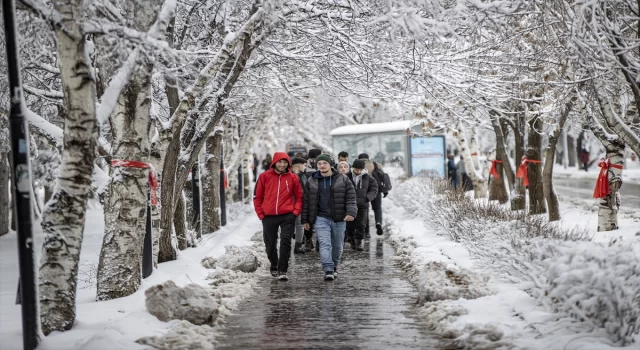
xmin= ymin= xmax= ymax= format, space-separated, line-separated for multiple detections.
xmin=253 ymin=149 xmax=392 ymax=281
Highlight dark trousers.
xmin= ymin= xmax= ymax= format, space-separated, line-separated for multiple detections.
xmin=346 ymin=207 xmax=368 ymax=241
xmin=366 ymin=192 xmax=383 ymax=233
xmin=262 ymin=213 xmax=296 ymax=272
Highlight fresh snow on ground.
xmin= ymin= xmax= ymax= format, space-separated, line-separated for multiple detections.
xmin=0 ymin=201 xmax=264 ymax=350
xmin=384 ymin=175 xmax=640 ymax=350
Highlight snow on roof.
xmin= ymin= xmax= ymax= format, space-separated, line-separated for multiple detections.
xmin=329 ymin=120 xmax=416 ymax=136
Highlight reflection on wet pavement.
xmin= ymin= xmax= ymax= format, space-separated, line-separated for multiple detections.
xmin=215 ymin=237 xmax=438 ymax=349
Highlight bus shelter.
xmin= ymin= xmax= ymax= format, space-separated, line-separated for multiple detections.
xmin=329 ymin=121 xmax=446 ymax=177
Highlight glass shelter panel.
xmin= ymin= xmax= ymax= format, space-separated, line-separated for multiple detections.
xmin=332 ymin=133 xmax=408 ymax=168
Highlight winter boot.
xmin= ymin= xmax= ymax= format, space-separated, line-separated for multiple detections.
xmin=270 ymin=266 xmax=278 ymax=277
xmin=278 ymin=272 xmax=289 ymax=281
xmin=355 ymin=239 xmax=364 ymax=251
xmin=294 ymin=242 xmax=305 ymax=254
xmin=304 ymin=240 xmax=314 ymax=252
xmin=376 ymin=222 xmax=383 ymax=236
xmin=324 ymin=271 xmax=335 ymax=281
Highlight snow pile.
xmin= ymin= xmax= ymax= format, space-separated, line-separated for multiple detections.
xmin=393 ymin=177 xmax=640 ymax=346
xmin=200 ymin=245 xmax=261 ymax=273
xmin=385 ymin=219 xmax=506 ymax=349
xmin=138 ymin=237 xmax=268 ymax=348
xmin=145 ymin=281 xmax=219 ymax=325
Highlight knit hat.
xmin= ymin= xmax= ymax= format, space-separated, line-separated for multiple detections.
xmin=315 ymin=154 xmax=333 ymax=165
xmin=308 ymin=149 xmax=322 ymax=159
xmin=358 ymin=153 xmax=369 ymax=160
xmin=352 ymin=159 xmax=366 ymax=169
xmin=292 ymin=157 xmax=307 ymax=166
xmin=338 ymin=161 xmax=350 ymax=168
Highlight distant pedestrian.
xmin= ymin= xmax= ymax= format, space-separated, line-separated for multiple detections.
xmin=338 ymin=151 xmax=349 ymax=163
xmin=358 ymin=153 xmax=391 ymax=236
xmin=447 ymin=154 xmax=458 ymax=189
xmin=291 ymin=157 xmax=308 ymax=254
xmin=253 ymin=152 xmax=303 ymax=281
xmin=302 ymin=154 xmax=356 ymax=281
xmin=252 ymin=153 xmax=259 ymax=182
xmin=302 ymin=148 xmax=322 ymax=251
xmin=580 ymin=143 xmax=590 ymax=172
xmin=337 ymin=161 xmax=350 ymax=175
xmin=346 ymin=159 xmax=378 ymax=251
xmin=261 ymin=154 xmax=272 ymax=172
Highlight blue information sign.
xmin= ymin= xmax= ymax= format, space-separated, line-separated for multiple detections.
xmin=409 ymin=136 xmax=446 ymax=177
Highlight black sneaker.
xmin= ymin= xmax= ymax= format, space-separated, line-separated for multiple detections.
xmin=270 ymin=267 xmax=278 ymax=277
xmin=376 ymin=223 xmax=383 ymax=236
xmin=333 ymin=268 xmax=338 ymax=278
xmin=278 ymin=272 xmax=289 ymax=281
xmin=324 ymin=271 xmax=335 ymax=281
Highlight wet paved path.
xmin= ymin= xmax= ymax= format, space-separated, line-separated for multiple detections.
xmin=215 ymin=236 xmax=437 ymax=349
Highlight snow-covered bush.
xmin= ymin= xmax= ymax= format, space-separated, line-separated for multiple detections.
xmin=393 ymin=177 xmax=640 ymax=345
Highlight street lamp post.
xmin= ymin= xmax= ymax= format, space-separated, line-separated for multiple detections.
xmin=3 ymin=0 xmax=40 ymax=348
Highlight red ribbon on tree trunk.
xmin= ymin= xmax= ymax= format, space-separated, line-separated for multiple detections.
xmin=111 ymin=160 xmax=159 ymax=206
xmin=593 ymin=158 xmax=623 ymax=199
xmin=490 ymin=160 xmax=503 ymax=179
xmin=515 ymin=156 xmax=542 ymax=187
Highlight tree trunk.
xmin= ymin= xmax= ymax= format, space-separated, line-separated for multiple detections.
xmin=488 ymin=150 xmax=508 ymax=203
xmin=174 ymin=191 xmax=188 ymax=250
xmin=202 ymin=132 xmax=222 ymax=234
xmin=505 ymin=116 xmax=526 ymax=210
xmin=543 ymin=101 xmax=572 ymax=222
xmin=526 ymin=117 xmax=546 ymax=215
xmin=95 ymin=0 xmax=164 ymax=300
xmin=588 ymin=116 xmax=626 ymax=232
xmin=567 ymin=136 xmax=576 ymax=167
xmin=454 ymin=124 xmax=487 ymax=198
xmin=39 ymin=0 xmax=98 ymax=334
xmin=96 ymin=64 xmax=154 ymax=301
xmin=149 ymin=140 xmax=164 ymax=267
xmin=0 ymin=152 xmax=9 ymax=236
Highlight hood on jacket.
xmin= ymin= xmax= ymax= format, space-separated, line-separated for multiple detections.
xmin=270 ymin=152 xmax=292 ymax=172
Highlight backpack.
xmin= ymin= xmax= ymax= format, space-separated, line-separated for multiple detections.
xmin=372 ymin=162 xmax=392 ymax=193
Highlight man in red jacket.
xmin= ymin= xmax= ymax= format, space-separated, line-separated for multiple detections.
xmin=253 ymin=152 xmax=303 ymax=281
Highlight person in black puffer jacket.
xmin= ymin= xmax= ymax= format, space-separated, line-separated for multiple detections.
xmin=346 ymin=159 xmax=378 ymax=251
xmin=302 ymin=154 xmax=357 ymax=281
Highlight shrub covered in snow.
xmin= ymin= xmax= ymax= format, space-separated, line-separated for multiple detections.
xmin=393 ymin=177 xmax=640 ymax=345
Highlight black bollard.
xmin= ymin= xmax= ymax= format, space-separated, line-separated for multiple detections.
xmin=142 ymin=191 xmax=153 ymax=278
xmin=191 ymin=162 xmax=201 ymax=238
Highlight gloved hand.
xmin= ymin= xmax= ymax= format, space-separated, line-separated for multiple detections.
xmin=383 ymin=192 xmax=389 ymax=198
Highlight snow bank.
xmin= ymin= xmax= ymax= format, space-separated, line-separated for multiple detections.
xmin=391 ymin=177 xmax=640 ymax=346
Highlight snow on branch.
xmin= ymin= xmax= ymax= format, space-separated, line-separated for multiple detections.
xmin=96 ymin=49 xmax=140 ymax=127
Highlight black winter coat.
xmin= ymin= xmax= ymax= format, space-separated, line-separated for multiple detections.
xmin=347 ymin=173 xmax=378 ymax=208
xmin=302 ymin=171 xmax=357 ymax=224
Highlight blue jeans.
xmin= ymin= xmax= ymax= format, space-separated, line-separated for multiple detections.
xmin=314 ymin=216 xmax=346 ymax=272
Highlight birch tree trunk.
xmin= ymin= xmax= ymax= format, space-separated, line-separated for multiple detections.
xmin=588 ymin=116 xmax=625 ymax=232
xmin=454 ymin=124 xmax=487 ymax=198
xmin=202 ymin=131 xmax=222 ymax=234
xmin=39 ymin=0 xmax=98 ymax=334
xmin=543 ymin=101 xmax=572 ymax=222
xmin=149 ymin=141 xmax=163 ymax=267
xmin=526 ymin=116 xmax=546 ymax=215
xmin=0 ymin=152 xmax=9 ymax=237
xmin=95 ymin=0 xmax=165 ymax=301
